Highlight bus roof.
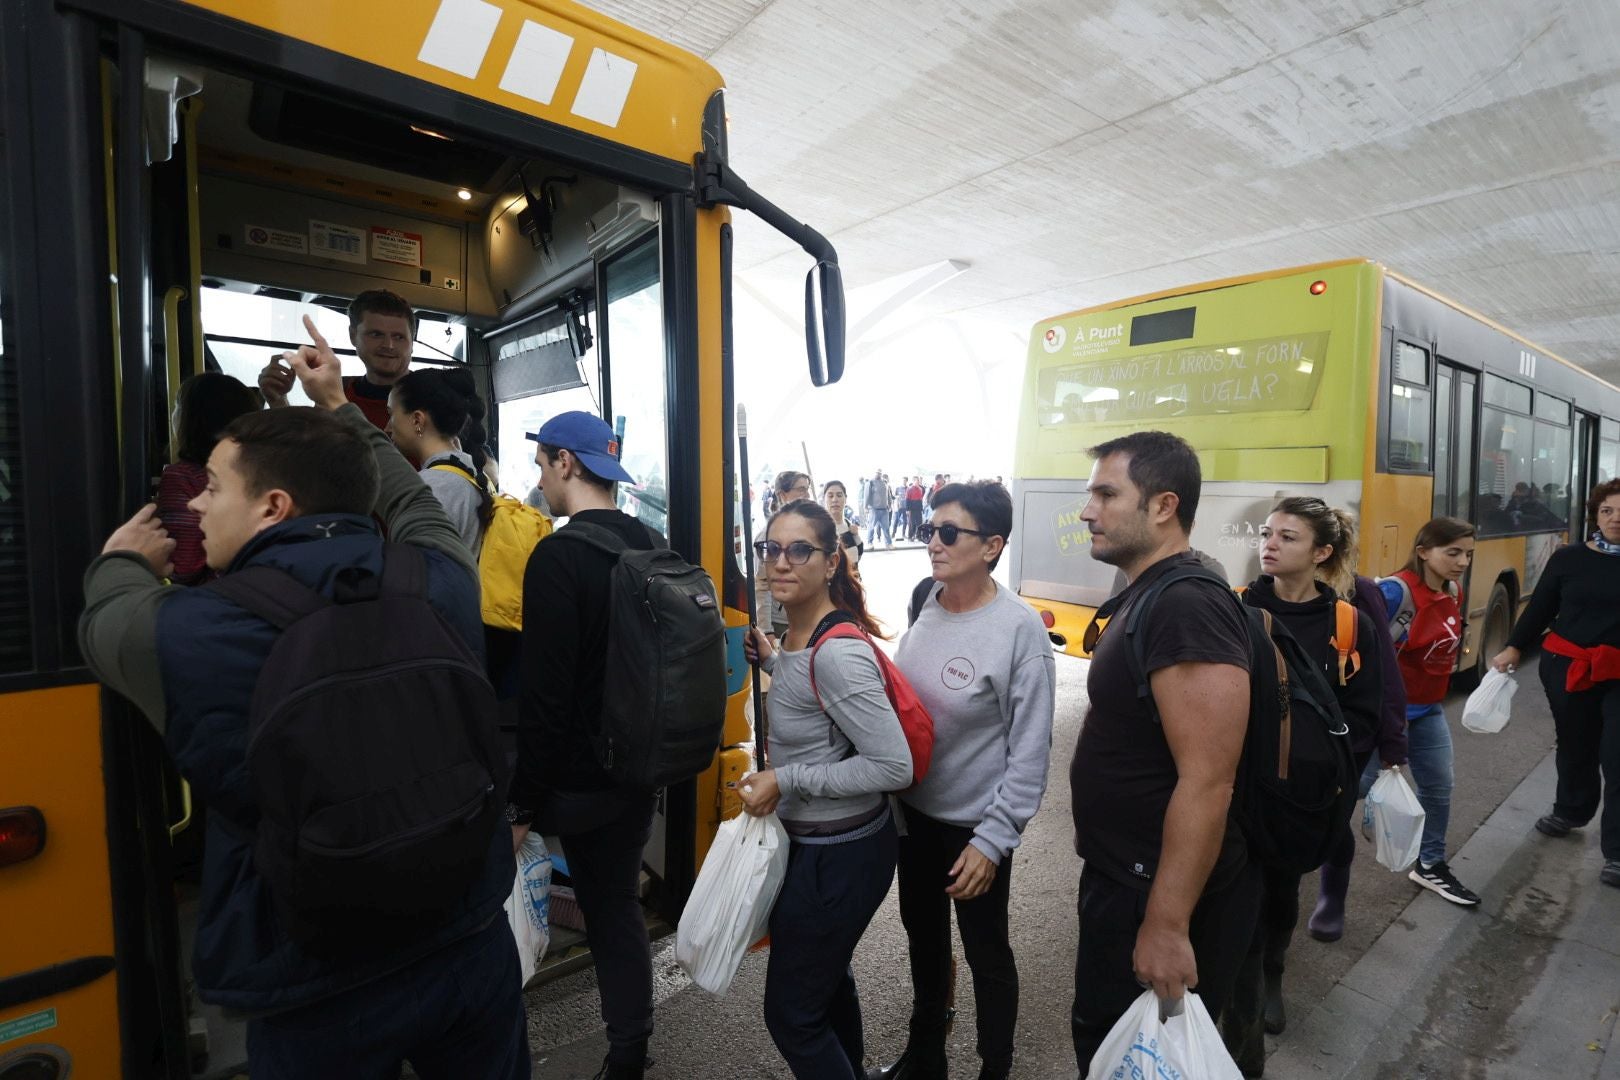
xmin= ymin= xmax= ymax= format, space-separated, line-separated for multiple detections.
xmin=182 ymin=0 xmax=724 ymax=165
xmin=1034 ymin=257 xmax=1620 ymax=396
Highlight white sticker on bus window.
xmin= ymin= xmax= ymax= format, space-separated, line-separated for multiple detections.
xmin=244 ymin=225 xmax=307 ymax=256
xmin=310 ymin=220 xmax=366 ymax=264
xmin=417 ymin=0 xmax=503 ymax=79
xmin=371 ymin=227 xmax=423 ymax=267
xmin=571 ymin=48 xmax=637 ymax=128
xmin=500 ymin=20 xmax=574 ymax=105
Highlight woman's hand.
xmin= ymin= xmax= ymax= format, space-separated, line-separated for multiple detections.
xmin=945 ymin=843 xmax=997 ymax=900
xmin=743 ymin=625 xmax=776 ymax=667
xmin=738 ymin=769 xmax=781 ymax=817
xmin=1490 ymin=646 xmax=1521 ymax=673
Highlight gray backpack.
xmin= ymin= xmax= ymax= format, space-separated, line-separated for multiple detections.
xmin=554 ymin=521 xmax=728 ymax=788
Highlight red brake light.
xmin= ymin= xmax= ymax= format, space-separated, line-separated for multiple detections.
xmin=1309 ymin=280 xmax=1328 ymax=295
xmin=0 ymin=806 xmax=46 ymax=868
xmin=1039 ymin=609 xmax=1056 ymax=629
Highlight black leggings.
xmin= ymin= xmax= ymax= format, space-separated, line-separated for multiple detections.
xmin=896 ymin=805 xmax=1018 ymax=1066
xmin=1542 ymin=654 xmax=1620 ymax=861
xmin=1325 ymin=749 xmax=1377 ymax=868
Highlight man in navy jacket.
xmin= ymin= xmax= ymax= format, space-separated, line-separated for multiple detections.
xmin=79 ymin=318 xmax=526 ymax=1079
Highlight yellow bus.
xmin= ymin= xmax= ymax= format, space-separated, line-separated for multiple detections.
xmin=0 ymin=1 xmax=841 ymax=1075
xmin=1012 ymin=258 xmax=1620 ymax=679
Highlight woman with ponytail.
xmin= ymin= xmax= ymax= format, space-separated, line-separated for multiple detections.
xmin=1221 ymin=497 xmax=1385 ymax=1075
xmin=387 ymin=368 xmax=493 ymax=556
xmin=741 ymin=499 xmax=912 ymax=1080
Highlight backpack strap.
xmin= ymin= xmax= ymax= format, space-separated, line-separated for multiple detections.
xmin=1088 ymin=562 xmax=1238 ymax=718
xmin=552 ymin=518 xmax=666 ymax=556
xmin=807 ymin=618 xmax=880 ymax=746
xmin=206 ymin=566 xmax=331 ymax=629
xmin=428 ymin=461 xmax=481 ymax=489
xmin=908 ymin=576 xmax=935 ymax=628
xmin=1331 ymin=599 xmax=1360 ymax=685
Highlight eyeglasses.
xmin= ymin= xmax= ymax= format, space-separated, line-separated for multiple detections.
xmin=753 ymin=540 xmax=832 ymax=565
xmin=917 ymin=523 xmax=992 ymax=546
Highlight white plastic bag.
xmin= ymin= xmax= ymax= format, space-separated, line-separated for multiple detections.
xmin=1462 ymin=669 xmax=1518 ymax=733
xmin=675 ymin=811 xmax=789 ymax=996
xmin=1088 ymin=989 xmax=1242 ymax=1080
xmin=503 ymin=833 xmax=552 ymax=986
xmin=1365 ymin=767 xmax=1425 ymax=872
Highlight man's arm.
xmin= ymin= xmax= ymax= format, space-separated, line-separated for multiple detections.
xmin=78 ymin=505 xmax=180 ymax=731
xmin=1134 ymin=659 xmax=1249 ymax=1002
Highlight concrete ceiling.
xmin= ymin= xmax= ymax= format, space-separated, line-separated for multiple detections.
xmin=593 ymin=0 xmax=1620 ymax=380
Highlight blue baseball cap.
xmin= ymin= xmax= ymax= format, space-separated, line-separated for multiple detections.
xmin=525 ymin=411 xmax=635 ymax=484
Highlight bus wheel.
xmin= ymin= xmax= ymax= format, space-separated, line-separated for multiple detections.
xmin=1467 ymin=583 xmax=1513 ymax=689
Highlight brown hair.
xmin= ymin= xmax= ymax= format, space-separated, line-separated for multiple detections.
xmin=1586 ymin=478 xmax=1620 ymax=533
xmin=1406 ymin=516 xmax=1476 ymax=576
xmin=224 ymin=407 xmax=380 ymax=515
xmin=770 ymin=499 xmax=885 ymax=638
xmin=1270 ymin=496 xmax=1359 ymax=598
xmin=347 ymin=289 xmax=416 ymax=334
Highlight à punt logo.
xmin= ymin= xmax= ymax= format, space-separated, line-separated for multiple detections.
xmin=1042 ymin=324 xmax=1067 ymax=353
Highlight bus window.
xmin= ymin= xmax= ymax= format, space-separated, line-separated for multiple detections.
xmin=602 ymin=235 xmax=667 ymax=533
xmin=0 ymin=127 xmax=28 ymax=675
xmin=1478 ymin=374 xmax=1568 ymax=534
xmin=1600 ymin=418 xmax=1620 ymax=484
xmin=1387 ymin=340 xmax=1432 ymax=471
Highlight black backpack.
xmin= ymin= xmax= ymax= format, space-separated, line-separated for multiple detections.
xmin=208 ymin=544 xmax=505 ymax=948
xmin=908 ymin=576 xmax=935 ymax=628
xmin=1098 ymin=563 xmax=1356 ymax=875
xmin=553 ymin=522 xmax=728 ymax=789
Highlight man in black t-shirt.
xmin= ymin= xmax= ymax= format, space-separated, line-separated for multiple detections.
xmin=510 ymin=411 xmax=660 ymax=1080
xmin=1068 ymin=431 xmax=1259 ymax=1075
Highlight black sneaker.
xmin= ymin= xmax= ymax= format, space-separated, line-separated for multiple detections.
xmin=1536 ymin=813 xmax=1580 ymax=837
xmin=1409 ymin=860 xmax=1480 ymax=906
xmin=1603 ymin=861 xmax=1620 ymax=888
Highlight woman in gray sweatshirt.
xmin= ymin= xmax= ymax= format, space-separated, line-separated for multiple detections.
xmin=869 ymin=481 xmax=1057 ymax=1080
xmin=741 ymin=500 xmax=913 ymax=1080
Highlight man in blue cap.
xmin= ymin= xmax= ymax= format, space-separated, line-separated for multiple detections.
xmin=510 ymin=411 xmax=660 ymax=1080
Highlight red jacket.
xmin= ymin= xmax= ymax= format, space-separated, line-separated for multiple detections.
xmin=1391 ymin=569 xmax=1464 ymax=705
xmin=907 ymin=483 xmax=925 ymax=501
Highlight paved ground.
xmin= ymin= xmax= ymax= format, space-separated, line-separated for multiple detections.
xmin=526 ymin=546 xmax=1575 ymax=1079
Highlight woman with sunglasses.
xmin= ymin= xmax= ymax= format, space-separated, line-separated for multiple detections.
xmin=741 ymin=501 xmax=913 ymax=1080
xmin=870 ymin=481 xmax=1056 ymax=1080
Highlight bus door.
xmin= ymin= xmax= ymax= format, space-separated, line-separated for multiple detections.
xmin=1431 ymin=360 xmax=1477 ymax=522
xmin=1571 ymin=409 xmax=1598 ymax=538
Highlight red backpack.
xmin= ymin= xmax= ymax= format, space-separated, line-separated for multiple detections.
xmin=807 ymin=622 xmax=934 ymax=785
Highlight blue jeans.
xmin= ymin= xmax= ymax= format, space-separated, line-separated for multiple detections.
xmin=1360 ymin=703 xmax=1454 ymax=867
xmin=866 ymin=507 xmax=892 ymax=545
xmin=246 ymin=918 xmax=529 ymax=1080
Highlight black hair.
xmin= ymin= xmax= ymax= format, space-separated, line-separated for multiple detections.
xmin=393 ymin=368 xmax=493 ymax=526
xmin=822 ymin=479 xmax=847 ymax=497
xmin=930 ymin=479 xmax=1013 ymax=570
xmin=1406 ymin=516 xmax=1476 ymax=576
xmin=769 ymin=499 xmax=885 ymax=638
xmin=1587 ymin=478 xmax=1620 ymax=531
xmin=1088 ymin=430 xmax=1201 ymax=532
xmin=223 ymin=407 xmax=380 ymax=515
xmin=175 ymin=372 xmax=260 ymax=465
xmin=538 ymin=441 xmax=613 ymax=492
xmin=347 ymin=289 xmax=417 ymax=334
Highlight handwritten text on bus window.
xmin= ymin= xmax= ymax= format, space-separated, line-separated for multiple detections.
xmin=1037 ymin=331 xmax=1331 ymax=425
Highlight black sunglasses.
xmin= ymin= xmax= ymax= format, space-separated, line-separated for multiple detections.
xmin=917 ymin=523 xmax=992 ymax=546
xmin=753 ymin=540 xmax=832 ymax=565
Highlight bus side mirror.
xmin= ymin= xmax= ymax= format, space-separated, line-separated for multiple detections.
xmin=805 ymin=260 xmax=846 ymax=387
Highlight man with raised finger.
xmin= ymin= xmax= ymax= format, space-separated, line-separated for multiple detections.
xmin=258 ymin=290 xmax=416 ymax=435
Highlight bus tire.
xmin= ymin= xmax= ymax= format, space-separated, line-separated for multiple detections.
xmin=1463 ymin=582 xmax=1513 ymax=690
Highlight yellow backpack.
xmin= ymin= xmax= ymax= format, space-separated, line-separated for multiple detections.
xmin=430 ymin=464 xmax=553 ymax=630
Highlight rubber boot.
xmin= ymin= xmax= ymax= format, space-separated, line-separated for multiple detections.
xmin=1307 ymin=863 xmax=1351 ymax=943
xmin=976 ymin=1057 xmax=1012 ymax=1080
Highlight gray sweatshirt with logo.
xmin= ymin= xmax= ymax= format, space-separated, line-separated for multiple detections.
xmin=895 ymin=581 xmax=1056 ymax=864
xmin=762 ymin=636 xmax=913 ymax=827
